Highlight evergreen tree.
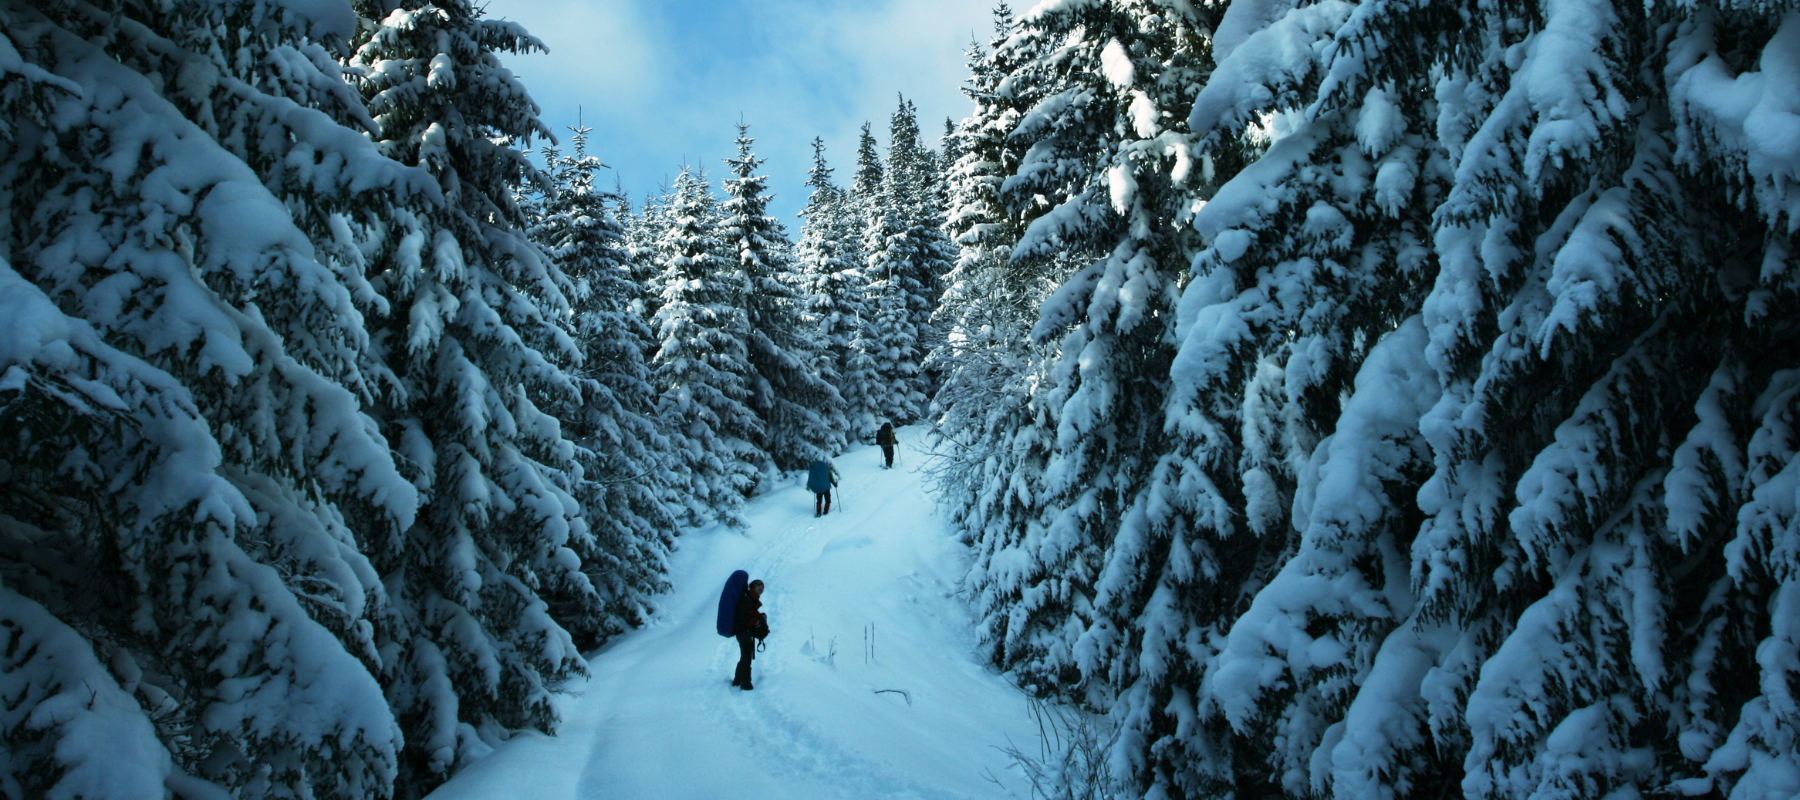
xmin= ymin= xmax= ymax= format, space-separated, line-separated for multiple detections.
xmin=853 ymin=97 xmax=955 ymax=428
xmin=1371 ymin=0 xmax=1798 ymax=795
xmin=795 ymin=138 xmax=884 ymax=437
xmin=794 ymin=137 xmax=868 ymax=407
xmin=625 ymin=186 xmax=670 ymax=322
xmin=1159 ymin=0 xmax=1452 ymax=793
xmin=721 ymin=125 xmax=847 ymax=470
xmin=0 ymin=1 xmax=419 ymax=795
xmin=348 ymin=1 xmax=593 ymax=789
xmin=861 ymin=186 xmax=929 ymax=426
xmin=884 ymin=98 xmax=958 ymax=412
xmin=839 ymin=120 xmax=894 ymax=434
xmin=954 ymin=18 xmax=1216 ymax=800
xmin=527 ymin=125 xmax=675 ymax=649
xmin=649 ymin=166 xmax=761 ymax=527
xmin=939 ymin=0 xmax=1800 ymax=796
xmin=931 ymin=5 xmax=1065 ymax=620
xmin=851 ymin=121 xmax=886 ymax=214
xmin=839 ymin=312 xmax=888 ymax=439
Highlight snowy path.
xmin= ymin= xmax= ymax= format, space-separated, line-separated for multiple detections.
xmin=426 ymin=431 xmax=1037 ymax=800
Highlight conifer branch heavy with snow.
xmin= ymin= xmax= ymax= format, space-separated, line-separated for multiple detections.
xmin=932 ymin=0 xmax=1800 ymax=798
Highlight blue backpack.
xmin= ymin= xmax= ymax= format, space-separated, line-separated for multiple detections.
xmin=807 ymin=461 xmax=833 ymax=494
xmin=716 ymin=570 xmax=749 ymax=637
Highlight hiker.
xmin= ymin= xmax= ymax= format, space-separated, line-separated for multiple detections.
xmin=807 ymin=458 xmax=839 ymax=517
xmin=876 ymin=422 xmax=897 ymax=469
xmin=732 ymin=579 xmax=768 ymax=689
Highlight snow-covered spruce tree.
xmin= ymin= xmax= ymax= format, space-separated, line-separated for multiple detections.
xmin=1 ymin=1 xmax=422 ymax=796
xmin=932 ymin=8 xmax=1041 ymax=415
xmin=1387 ymin=0 xmax=1800 ymax=796
xmin=835 ymin=120 xmax=891 ymax=435
xmin=1144 ymin=0 xmax=1459 ymax=795
xmin=850 ymin=120 xmax=887 ymax=223
xmin=603 ymin=185 xmax=666 ymax=342
xmin=956 ymin=0 xmax=1216 ymax=760
xmin=720 ymin=124 xmax=846 ymax=471
xmin=861 ymin=191 xmax=928 ymax=427
xmin=885 ymin=98 xmax=958 ymax=410
xmin=794 ymin=136 xmax=874 ymax=430
xmin=939 ymin=0 xmax=1800 ymax=795
xmin=839 ymin=309 xmax=889 ymax=440
xmin=856 ymin=97 xmax=949 ymax=428
xmin=1165 ymin=0 xmax=1800 ymax=798
xmin=625 ymin=185 xmax=670 ymax=322
xmin=938 ymin=116 xmax=962 ymax=216
xmin=348 ymin=2 xmax=597 ymax=790
xmin=527 ymin=125 xmax=675 ymax=649
xmin=649 ymin=165 xmax=762 ymax=526
xmin=929 ymin=2 xmax=1073 ymax=674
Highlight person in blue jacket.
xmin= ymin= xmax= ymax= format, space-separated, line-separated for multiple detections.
xmin=807 ymin=458 xmax=839 ymax=517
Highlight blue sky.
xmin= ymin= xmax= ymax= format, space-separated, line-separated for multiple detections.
xmin=482 ymin=0 xmax=997 ymax=232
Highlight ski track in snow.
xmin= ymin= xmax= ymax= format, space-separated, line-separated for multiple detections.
xmin=426 ymin=430 xmax=1037 ymax=800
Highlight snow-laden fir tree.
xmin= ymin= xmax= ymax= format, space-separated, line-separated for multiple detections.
xmin=1 ymin=0 xmax=422 ymax=795
xmin=1384 ymin=0 xmax=1800 ymax=795
xmin=527 ymin=125 xmax=675 ymax=649
xmin=861 ymin=197 xmax=929 ymax=427
xmin=720 ymin=124 xmax=846 ymax=471
xmin=850 ymin=121 xmax=887 ymax=220
xmin=1173 ymin=0 xmax=1800 ymax=794
xmin=649 ymin=165 xmax=762 ymax=526
xmin=937 ymin=0 xmax=1800 ymax=796
xmin=839 ymin=311 xmax=889 ymax=440
xmin=624 ymin=186 xmax=670 ymax=322
xmin=855 ymin=98 xmax=952 ymax=428
xmin=794 ymin=136 xmax=876 ymax=432
xmin=1153 ymin=0 xmax=1457 ymax=793
xmin=930 ymin=2 xmax=1067 ymax=620
xmin=349 ymin=1 xmax=598 ymax=790
xmin=883 ymin=98 xmax=958 ymax=410
xmin=949 ymin=10 xmax=1217 ymax=795
xmin=932 ymin=7 xmax=1039 ymax=404
xmin=834 ymin=120 xmax=894 ymax=435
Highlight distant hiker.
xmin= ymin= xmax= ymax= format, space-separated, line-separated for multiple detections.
xmin=732 ymin=579 xmax=768 ymax=690
xmin=807 ymin=459 xmax=839 ymax=517
xmin=876 ymin=422 xmax=897 ymax=469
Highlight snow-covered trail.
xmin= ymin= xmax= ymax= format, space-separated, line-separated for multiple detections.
xmin=426 ymin=431 xmax=1037 ymax=800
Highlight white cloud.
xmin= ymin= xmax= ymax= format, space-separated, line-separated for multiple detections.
xmin=485 ymin=0 xmax=662 ymax=108
xmin=481 ymin=0 xmax=996 ymax=227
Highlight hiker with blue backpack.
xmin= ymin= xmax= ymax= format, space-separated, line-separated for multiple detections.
xmin=715 ymin=572 xmax=768 ymax=690
xmin=807 ymin=458 xmax=839 ymax=517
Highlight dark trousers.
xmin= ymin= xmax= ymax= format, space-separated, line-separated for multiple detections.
xmin=881 ymin=444 xmax=894 ymax=468
xmin=733 ymin=632 xmax=756 ymax=687
xmin=815 ymin=491 xmax=831 ymax=515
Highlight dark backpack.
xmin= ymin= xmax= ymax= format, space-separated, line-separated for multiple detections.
xmin=716 ymin=570 xmax=749 ymax=637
